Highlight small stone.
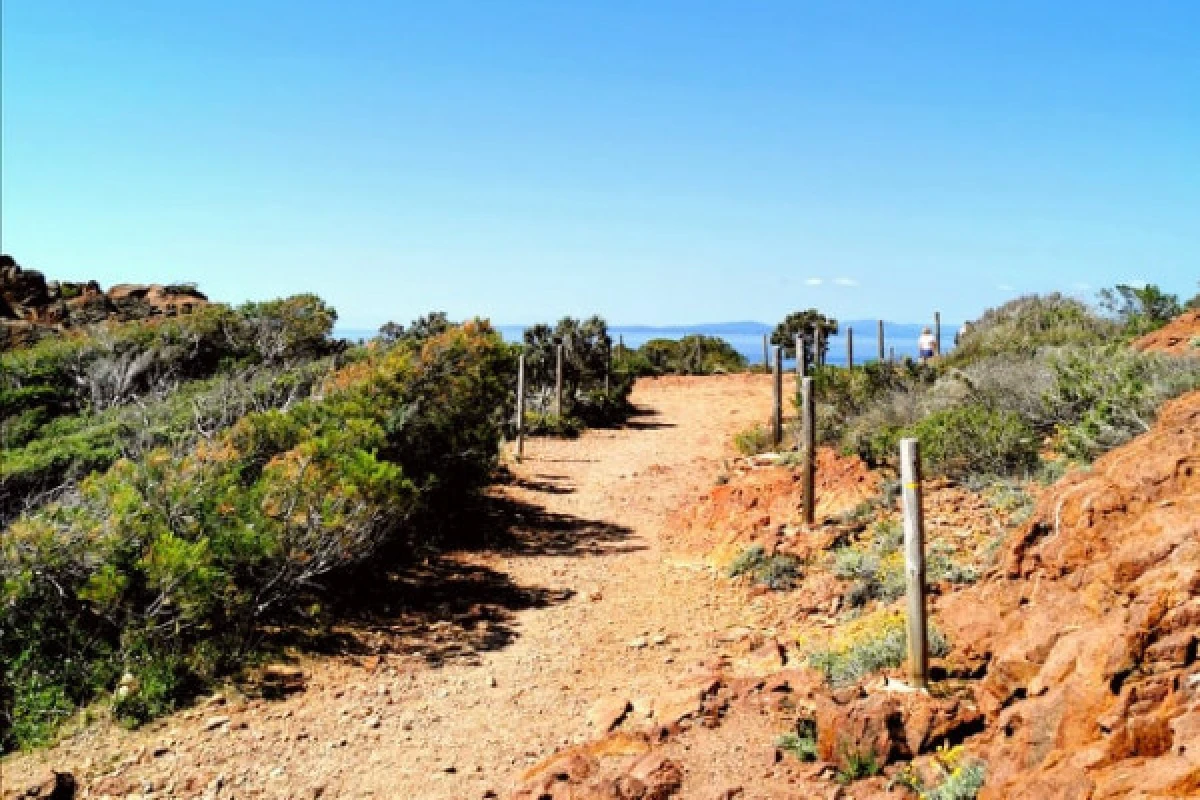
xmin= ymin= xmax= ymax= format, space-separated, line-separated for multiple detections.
xmin=487 ymin=674 xmax=498 ymax=688
xmin=628 ymin=637 xmax=648 ymax=649
xmin=651 ymin=633 xmax=668 ymax=645
xmin=204 ymin=715 xmax=230 ymax=731
xmin=364 ymin=715 xmax=382 ymax=729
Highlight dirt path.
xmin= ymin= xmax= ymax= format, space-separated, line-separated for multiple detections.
xmin=4 ymin=375 xmax=775 ymax=799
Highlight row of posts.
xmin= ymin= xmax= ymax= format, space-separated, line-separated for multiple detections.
xmin=771 ymin=350 xmax=931 ymax=688
xmin=761 ymin=312 xmax=942 ymax=370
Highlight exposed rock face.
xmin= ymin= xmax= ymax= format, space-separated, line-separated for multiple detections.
xmin=1134 ymin=310 xmax=1200 ymax=355
xmin=936 ymin=390 xmax=1200 ymax=798
xmin=0 ymin=255 xmax=208 ymax=348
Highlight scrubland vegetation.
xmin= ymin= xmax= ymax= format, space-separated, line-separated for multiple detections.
xmin=0 ymin=296 xmax=642 ymax=751
xmin=615 ymin=334 xmax=747 ymax=377
xmin=804 ymin=287 xmax=1200 ymax=480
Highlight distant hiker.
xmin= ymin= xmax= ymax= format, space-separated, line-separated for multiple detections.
xmin=918 ymin=327 xmax=937 ymax=362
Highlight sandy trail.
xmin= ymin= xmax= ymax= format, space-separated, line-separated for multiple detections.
xmin=3 ymin=374 xmax=774 ymax=799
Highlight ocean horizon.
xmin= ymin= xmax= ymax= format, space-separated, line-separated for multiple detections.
xmin=334 ymin=319 xmax=961 ymax=367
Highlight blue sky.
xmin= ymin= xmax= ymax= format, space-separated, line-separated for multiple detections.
xmin=3 ymin=1 xmax=1197 ymax=328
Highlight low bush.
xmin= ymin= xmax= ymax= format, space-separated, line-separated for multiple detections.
xmin=889 ymin=404 xmax=1038 ymax=479
xmin=727 ymin=546 xmax=801 ymax=590
xmin=1043 ymin=346 xmax=1200 ymax=461
xmin=733 ymin=424 xmax=773 ymax=456
xmin=777 ymin=719 xmax=818 ymax=762
xmin=830 ymin=519 xmax=906 ymax=608
xmin=805 ymin=611 xmax=950 ymax=687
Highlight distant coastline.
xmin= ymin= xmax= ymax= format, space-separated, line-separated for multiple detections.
xmin=334 ymin=319 xmax=962 ymax=367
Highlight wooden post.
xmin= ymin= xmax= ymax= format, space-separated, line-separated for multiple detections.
xmin=934 ymin=312 xmax=942 ymax=357
xmin=801 ymin=377 xmax=815 ymax=526
xmin=847 ymin=326 xmax=854 ymax=369
xmin=516 ymin=353 xmax=526 ymax=461
xmin=795 ymin=333 xmax=805 ymax=389
xmin=762 ymin=333 xmax=769 ymax=369
xmin=772 ymin=346 xmax=783 ymax=447
xmin=619 ymin=334 xmax=624 ymax=357
xmin=555 ymin=344 xmax=564 ymax=417
xmin=889 ymin=346 xmax=895 ymax=364
xmin=900 ymin=437 xmax=929 ymax=689
xmin=815 ymin=326 xmax=825 ymax=367
xmin=878 ymin=319 xmax=885 ymax=362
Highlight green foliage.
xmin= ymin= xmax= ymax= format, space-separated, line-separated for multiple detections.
xmin=733 ymin=423 xmax=773 ymax=456
xmin=727 ymin=546 xmax=801 ymax=590
xmin=947 ymin=294 xmax=1114 ymax=365
xmin=1099 ymin=283 xmax=1182 ymax=337
xmin=772 ymin=310 xmax=838 ymax=368
xmin=522 ymin=411 xmax=583 ymax=437
xmin=922 ymin=754 xmax=987 ymax=800
xmin=805 ymin=611 xmax=950 ymax=687
xmin=623 ymin=335 xmax=747 ymax=376
xmin=0 ymin=320 xmax=514 ymax=751
xmin=835 ymin=743 xmax=883 ymax=784
xmin=519 ymin=316 xmax=633 ymax=428
xmin=1044 ymin=345 xmax=1200 ymax=461
xmin=777 ymin=719 xmax=818 ymax=762
xmin=377 ymin=311 xmax=450 ymax=346
xmin=830 ymin=519 xmax=906 ymax=608
xmin=889 ymin=404 xmax=1038 ymax=479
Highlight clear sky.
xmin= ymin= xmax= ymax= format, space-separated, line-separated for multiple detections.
xmin=3 ymin=1 xmax=1197 ymax=328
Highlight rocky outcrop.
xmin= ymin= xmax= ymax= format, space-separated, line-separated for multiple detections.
xmin=936 ymin=390 xmax=1200 ymax=798
xmin=0 ymin=255 xmax=208 ymax=349
xmin=1133 ymin=310 xmax=1200 ymax=355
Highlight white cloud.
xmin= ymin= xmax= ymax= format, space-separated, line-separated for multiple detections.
xmin=804 ymin=278 xmax=824 ymax=286
xmin=833 ymin=277 xmax=860 ymax=287
xmin=997 ymin=283 xmax=1015 ymax=291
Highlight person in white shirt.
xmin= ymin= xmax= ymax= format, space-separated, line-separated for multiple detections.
xmin=918 ymin=327 xmax=937 ymax=362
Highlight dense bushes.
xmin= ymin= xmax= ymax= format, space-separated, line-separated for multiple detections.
xmin=0 ymin=320 xmax=515 ymax=750
xmin=518 ymin=316 xmax=633 ymax=427
xmin=814 ymin=292 xmax=1200 ymax=480
xmin=619 ymin=335 xmax=747 ymax=376
xmin=1 ymin=297 xmax=342 ymax=526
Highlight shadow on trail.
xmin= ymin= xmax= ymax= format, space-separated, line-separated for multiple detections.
xmin=274 ymin=491 xmax=638 ymax=668
xmin=620 ymin=405 xmax=677 ymax=430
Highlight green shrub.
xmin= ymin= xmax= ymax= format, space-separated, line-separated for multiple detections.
xmin=922 ymin=756 xmax=987 ymax=800
xmin=830 ymin=519 xmax=906 ymax=608
xmin=805 ymin=611 xmax=950 ymax=687
xmin=1044 ymin=346 xmax=1200 ymax=461
xmin=727 ymin=546 xmax=800 ymax=590
xmin=777 ymin=719 xmax=818 ymax=762
xmin=948 ymin=294 xmax=1114 ymax=365
xmin=836 ymin=744 xmax=883 ymax=784
xmin=625 ymin=335 xmax=747 ymax=376
xmin=734 ymin=424 xmax=773 ymax=456
xmin=894 ymin=404 xmax=1038 ymax=479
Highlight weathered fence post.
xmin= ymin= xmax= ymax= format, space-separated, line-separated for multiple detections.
xmin=795 ymin=333 xmax=805 ymax=389
xmin=762 ymin=333 xmax=769 ymax=369
xmin=847 ymin=326 xmax=854 ymax=369
xmin=801 ymin=376 xmax=815 ymax=525
xmin=555 ymin=344 xmax=564 ymax=417
xmin=815 ymin=326 xmax=825 ymax=367
xmin=878 ymin=319 xmax=885 ymax=362
xmin=934 ymin=312 xmax=942 ymax=357
xmin=772 ymin=346 xmax=783 ymax=447
xmin=516 ymin=353 xmax=526 ymax=461
xmin=889 ymin=346 xmax=895 ymax=364
xmin=900 ymin=437 xmax=929 ymax=689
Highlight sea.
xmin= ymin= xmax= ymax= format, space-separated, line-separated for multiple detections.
xmin=334 ymin=320 xmax=959 ymax=368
